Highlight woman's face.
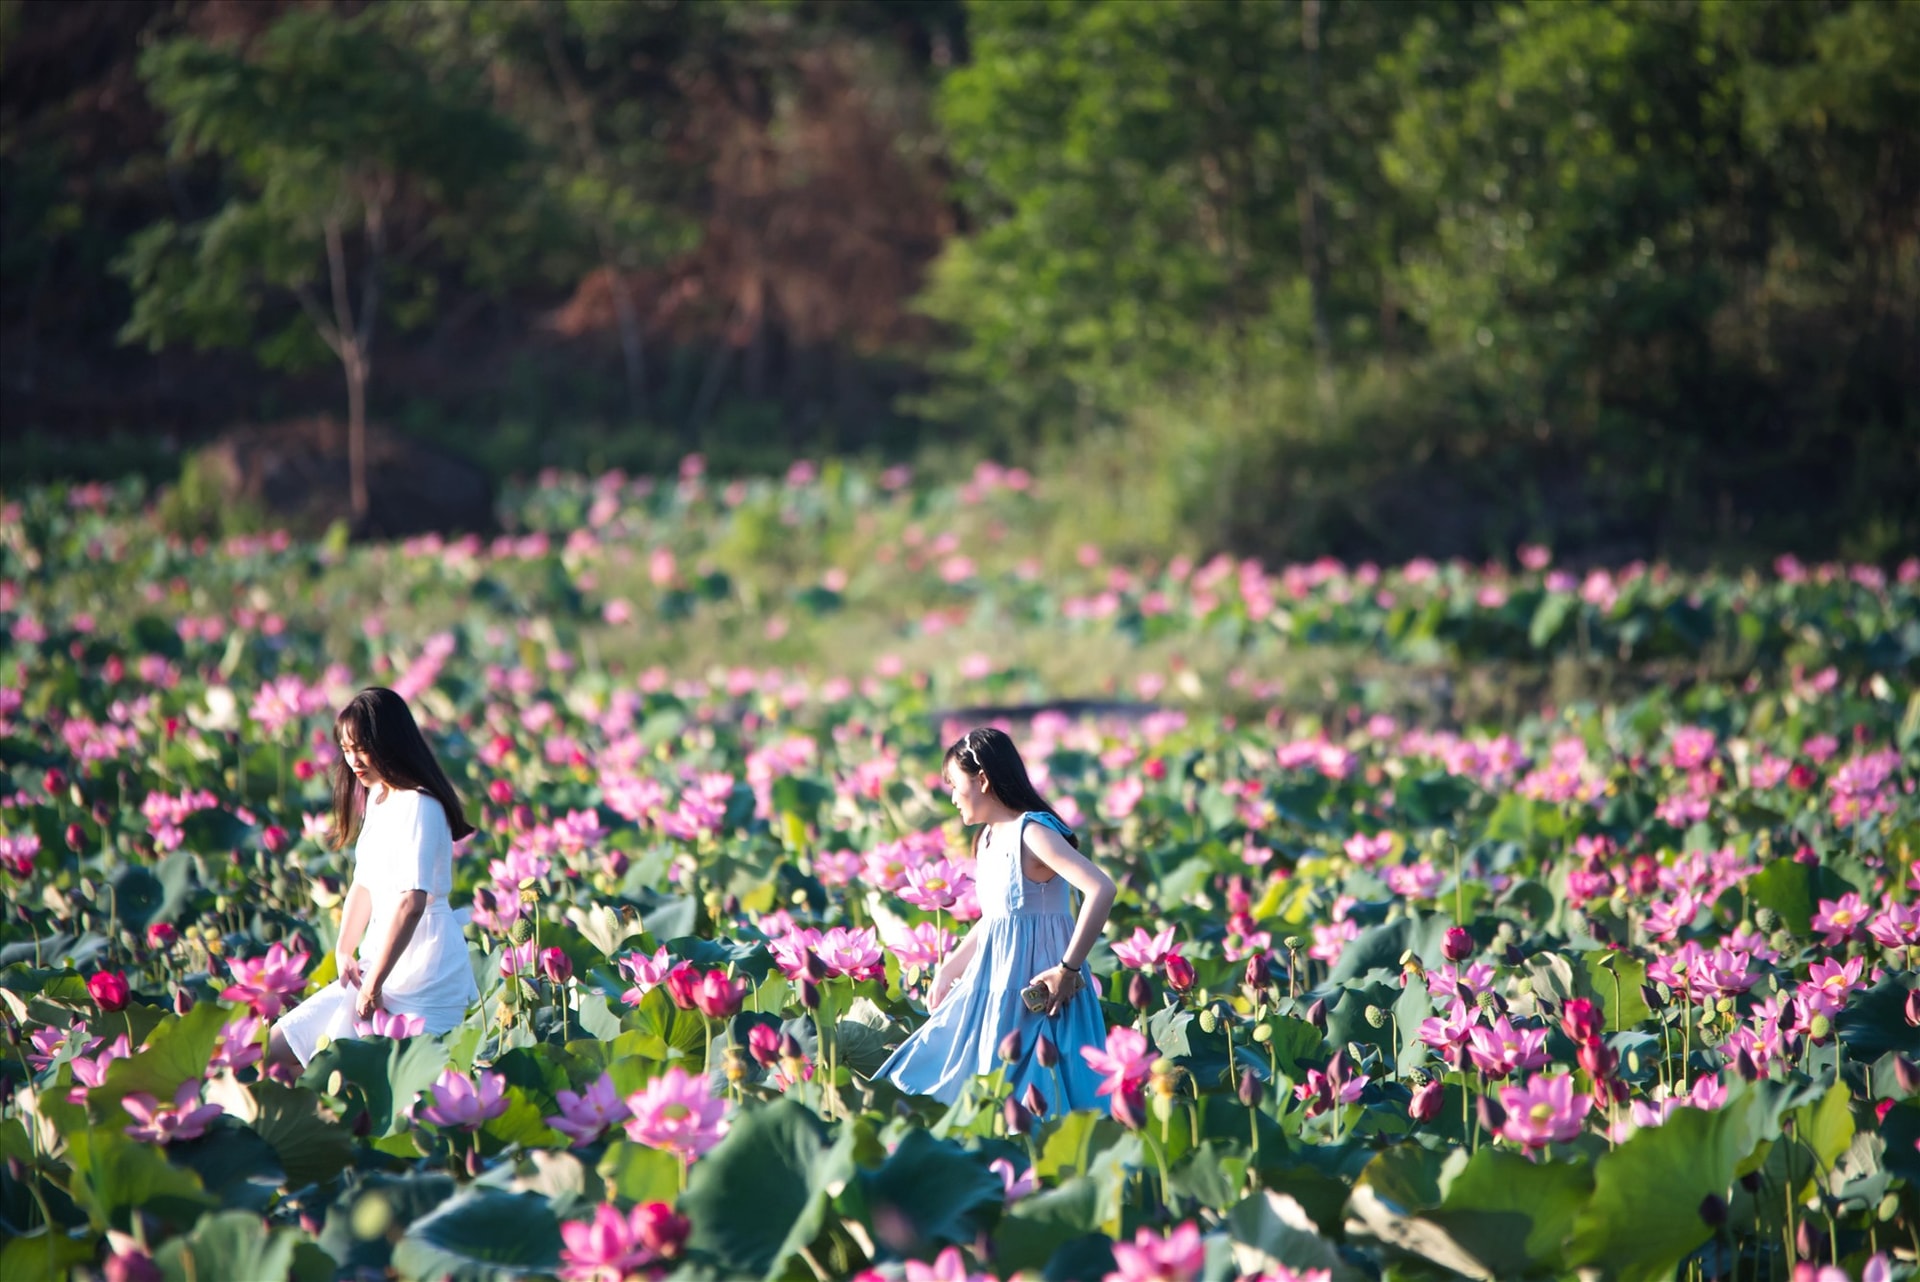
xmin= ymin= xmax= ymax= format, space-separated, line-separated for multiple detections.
xmin=944 ymin=761 xmax=993 ymax=823
xmin=338 ymin=727 xmax=381 ymax=789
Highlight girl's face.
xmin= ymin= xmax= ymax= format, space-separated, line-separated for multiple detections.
xmin=944 ymin=762 xmax=993 ymax=823
xmin=338 ymin=727 xmax=381 ymax=789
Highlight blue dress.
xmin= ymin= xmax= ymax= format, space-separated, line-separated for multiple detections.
xmin=875 ymin=812 xmax=1108 ymax=1111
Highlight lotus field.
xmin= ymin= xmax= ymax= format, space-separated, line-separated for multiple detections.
xmin=3 ymin=467 xmax=1919 ymax=1282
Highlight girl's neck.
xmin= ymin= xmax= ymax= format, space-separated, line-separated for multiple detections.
xmin=976 ymin=800 xmax=1022 ymax=828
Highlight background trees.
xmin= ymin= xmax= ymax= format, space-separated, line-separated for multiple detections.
xmin=3 ymin=0 xmax=1914 ymax=561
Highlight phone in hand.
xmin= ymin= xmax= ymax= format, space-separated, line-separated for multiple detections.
xmin=1021 ymin=983 xmax=1050 ymax=1013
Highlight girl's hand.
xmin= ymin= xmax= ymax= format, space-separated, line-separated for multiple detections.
xmin=354 ymin=982 xmax=384 ymax=1021
xmin=1026 ymin=964 xmax=1084 ymax=1018
xmin=340 ymin=957 xmax=364 ymax=989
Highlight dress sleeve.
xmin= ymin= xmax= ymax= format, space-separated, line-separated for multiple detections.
xmin=392 ymin=791 xmax=454 ymax=897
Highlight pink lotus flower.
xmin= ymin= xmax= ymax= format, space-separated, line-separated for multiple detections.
xmin=883 ymin=920 xmax=955 ymax=972
xmin=207 ymin=1015 xmax=264 ymax=1074
xmin=546 ymin=1071 xmax=628 ymax=1147
xmin=418 ymin=1068 xmax=510 ymax=1130
xmin=1466 ymin=1016 xmax=1552 ymax=1079
xmin=1867 ymin=900 xmax=1920 ymax=950
xmin=624 ymin=1066 xmax=728 ymax=1161
xmin=1294 ymin=1050 xmax=1366 ymax=1118
xmin=28 ymin=1021 xmax=99 ymax=1072
xmin=689 ymin=969 xmax=748 ymax=1019
xmin=559 ymin=1201 xmax=688 ymax=1282
xmin=989 ymin=1156 xmax=1037 ymax=1203
xmin=1344 ymin=832 xmax=1393 ymax=867
xmin=1811 ymin=893 xmax=1871 ymax=946
xmin=123 ymin=1080 xmax=223 ymax=1144
xmin=500 ymin=939 xmax=539 ymax=979
xmin=1105 ymin=1221 xmax=1204 ymax=1282
xmin=899 ymin=859 xmax=971 ymax=911
xmin=1111 ymin=926 xmax=1179 ymax=973
xmin=814 ymin=926 xmax=886 ymax=982
xmin=220 ymin=943 xmax=311 ymax=1019
xmin=1417 ymin=1002 xmax=1481 ymax=1069
xmin=617 ymin=946 xmax=673 ymax=1006
xmin=355 ymin=1008 xmax=426 ymax=1040
xmin=905 ymin=1246 xmax=994 ymax=1282
xmin=68 ymin=1033 xmax=132 ymax=1102
xmin=1496 ymin=1072 xmax=1591 ymax=1155
xmin=1081 ymin=1026 xmax=1156 ymax=1101
xmin=1408 ymin=1078 xmax=1445 ymax=1123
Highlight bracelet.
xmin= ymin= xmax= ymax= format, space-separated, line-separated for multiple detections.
xmin=1060 ymin=960 xmax=1082 ymax=973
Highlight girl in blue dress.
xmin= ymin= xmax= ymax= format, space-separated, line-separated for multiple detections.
xmin=876 ymin=727 xmax=1116 ymax=1110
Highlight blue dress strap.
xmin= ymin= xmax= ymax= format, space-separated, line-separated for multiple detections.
xmin=1020 ymin=811 xmax=1075 ymax=842
xmin=1010 ymin=811 xmax=1078 ymax=914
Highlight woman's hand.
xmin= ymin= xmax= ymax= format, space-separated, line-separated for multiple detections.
xmin=354 ymin=981 xmax=384 ymax=1021
xmin=340 ymin=956 xmax=364 ymax=989
xmin=1025 ymin=964 xmax=1085 ymax=1018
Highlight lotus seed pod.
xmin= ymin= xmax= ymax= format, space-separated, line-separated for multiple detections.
xmin=1715 ymin=996 xmax=1735 ymax=1015
xmin=1474 ymin=990 xmax=1498 ymax=1013
xmin=1808 ymin=1013 xmax=1832 ymax=1041
xmin=509 ymin=917 xmax=535 ymax=945
xmin=1282 ymin=936 xmax=1303 ymax=952
xmin=351 ymin=1192 xmax=394 ymax=1241
xmin=1364 ymin=1005 xmax=1387 ymax=1029
xmin=1197 ymin=1007 xmax=1220 ymax=1034
xmin=1880 ymin=1192 xmax=1901 ymax=1222
xmin=1252 ymin=1022 xmax=1272 ymax=1044
xmin=1769 ymin=929 xmax=1793 ymax=954
xmin=1753 ymin=907 xmax=1779 ymax=932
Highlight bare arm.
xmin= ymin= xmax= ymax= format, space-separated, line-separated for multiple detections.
xmin=337 ymin=884 xmax=373 ymax=987
xmin=358 ymin=890 xmax=427 ymax=1017
xmin=1023 ymin=825 xmax=1117 ymax=1017
xmin=928 ymin=927 xmax=982 ymax=1011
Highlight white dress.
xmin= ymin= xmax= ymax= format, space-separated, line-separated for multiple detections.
xmin=277 ymin=787 xmax=479 ymax=1064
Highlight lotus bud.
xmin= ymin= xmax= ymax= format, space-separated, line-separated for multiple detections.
xmin=1128 ymin=972 xmax=1155 ymax=1011
xmin=1795 ymin=1218 xmax=1826 ymax=1262
xmin=1732 ymin=1045 xmax=1760 ymax=1083
xmin=1111 ymin=1084 xmax=1147 ymax=1130
xmin=1238 ymin=1070 xmax=1264 ymax=1109
xmin=1475 ymin=1093 xmax=1507 ymax=1134
xmin=1022 ymin=1082 xmax=1048 ymax=1118
xmin=1578 ymin=1041 xmax=1619 ymax=1080
xmin=1740 ymin=1170 xmax=1762 ymax=1192
xmin=104 ymin=1244 xmax=161 ymax=1282
xmin=1164 ymin=953 xmax=1196 ymax=994
xmin=174 ymin=987 xmax=195 ymax=1016
xmin=798 ymin=978 xmax=820 ymax=1011
xmin=1035 ymin=1033 xmax=1059 ymax=1069
xmin=1698 ymin=1194 xmax=1727 ymax=1227
xmin=1442 ymin=926 xmax=1473 ymax=961
xmin=801 ymin=948 xmax=829 ymax=984
xmin=1364 ymin=1005 xmax=1387 ymax=1029
xmin=778 ymin=1032 xmax=804 ymax=1060
xmin=1894 ymin=1055 xmax=1919 ymax=1096
xmin=1905 ymin=989 xmax=1920 ymax=1028
xmin=1305 ymin=998 xmax=1327 ymax=1029
xmin=537 ymin=947 xmax=572 ymax=985
xmin=998 ymin=1029 xmax=1024 ymax=1064
xmin=65 ymin=822 xmax=86 ymax=851
xmin=1245 ymin=953 xmax=1272 ymax=991
xmin=1587 ymin=919 xmax=1611 ymax=946
xmin=634 ymin=1203 xmax=690 ymax=1259
xmin=87 ymin=970 xmax=130 ymax=1012
xmin=1561 ymin=997 xmax=1603 ymax=1045
xmin=1002 ymin=1094 xmax=1033 ymax=1135
xmin=1408 ymin=1078 xmax=1444 ymax=1123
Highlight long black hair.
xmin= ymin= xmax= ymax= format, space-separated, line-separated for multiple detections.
xmin=943 ymin=726 xmax=1078 ymax=852
xmin=329 ymin=687 xmax=474 ymax=849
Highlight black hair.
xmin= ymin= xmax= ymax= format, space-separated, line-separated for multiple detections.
xmin=942 ymin=726 xmax=1078 ymax=851
xmin=329 ymin=686 xmax=474 ymax=849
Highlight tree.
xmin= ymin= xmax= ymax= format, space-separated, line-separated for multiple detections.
xmin=115 ymin=7 xmax=527 ymax=526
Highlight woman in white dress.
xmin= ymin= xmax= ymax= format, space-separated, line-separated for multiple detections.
xmin=269 ymin=687 xmax=480 ymax=1068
